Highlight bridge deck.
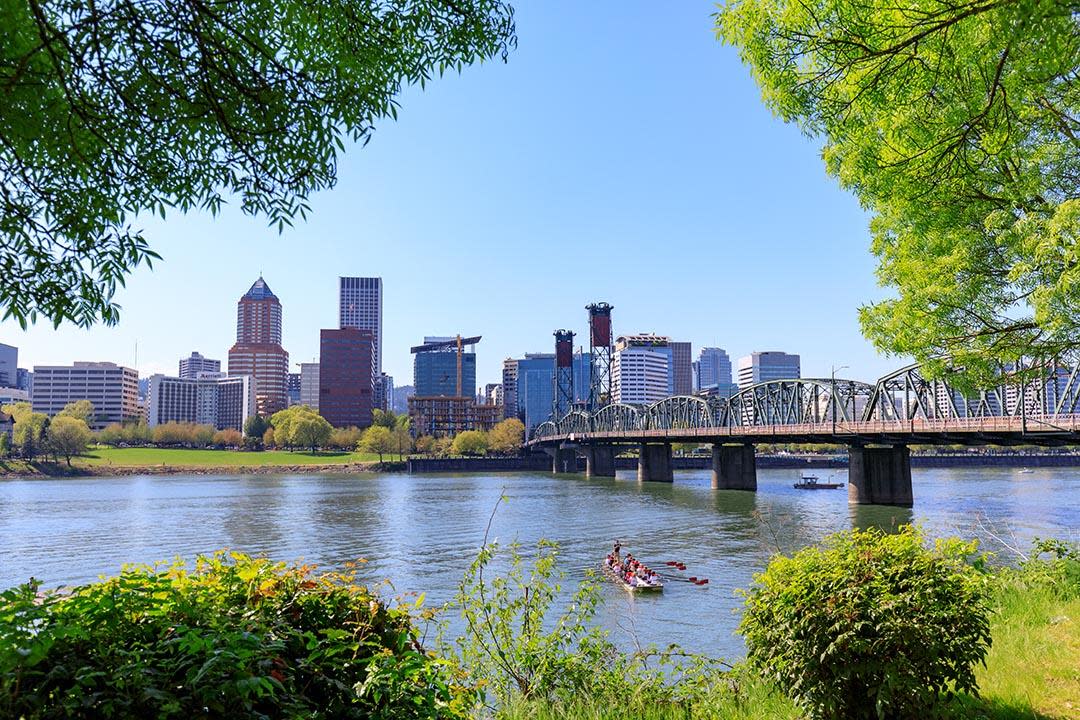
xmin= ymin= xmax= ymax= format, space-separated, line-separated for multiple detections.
xmin=528 ymin=416 xmax=1080 ymax=448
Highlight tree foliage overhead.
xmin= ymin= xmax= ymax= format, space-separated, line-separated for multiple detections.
xmin=716 ymin=0 xmax=1079 ymax=382
xmin=1 ymin=0 xmax=516 ymax=328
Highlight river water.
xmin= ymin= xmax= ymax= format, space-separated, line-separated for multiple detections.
xmin=1 ymin=467 xmax=1077 ymax=659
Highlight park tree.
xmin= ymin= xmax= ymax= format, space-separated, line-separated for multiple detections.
xmin=487 ymin=418 xmax=524 ymax=454
xmin=263 ymin=427 xmax=276 ymax=449
xmin=291 ymin=415 xmax=333 ymax=453
xmin=57 ymin=400 xmax=95 ymax=425
xmin=13 ymin=413 xmax=49 ymax=461
xmin=392 ymin=417 xmax=414 ymax=460
xmin=716 ymin=0 xmax=1080 ymax=385
xmin=415 ymin=435 xmax=437 ymax=456
xmin=451 ymin=430 xmax=488 ymax=456
xmin=1 ymin=1 xmax=515 ymax=329
xmin=244 ymin=415 xmax=269 ymax=440
xmin=2 ymin=402 xmax=32 ymax=424
xmin=0 ymin=431 xmax=9 ymax=458
xmin=212 ymin=429 xmax=244 ymax=448
xmin=329 ymin=426 xmax=364 ymax=450
xmin=47 ymin=416 xmax=92 ymax=465
xmin=359 ymin=425 xmax=394 ymax=463
xmin=371 ymin=409 xmax=399 ymax=430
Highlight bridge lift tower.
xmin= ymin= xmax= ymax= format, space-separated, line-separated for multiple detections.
xmin=553 ymin=330 xmax=575 ymax=419
xmin=586 ymin=302 xmax=614 ymax=410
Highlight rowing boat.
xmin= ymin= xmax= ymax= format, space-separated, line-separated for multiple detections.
xmin=601 ymin=559 xmax=663 ymax=592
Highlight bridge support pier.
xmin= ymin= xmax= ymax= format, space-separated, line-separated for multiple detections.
xmin=848 ymin=446 xmax=912 ymax=507
xmin=583 ymin=446 xmax=616 ymax=477
xmin=638 ymin=443 xmax=673 ymax=483
xmin=551 ymin=447 xmax=578 ymax=474
xmin=711 ymin=444 xmax=757 ymax=491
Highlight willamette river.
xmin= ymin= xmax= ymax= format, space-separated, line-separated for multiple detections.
xmin=1 ymin=467 xmax=1078 ymax=659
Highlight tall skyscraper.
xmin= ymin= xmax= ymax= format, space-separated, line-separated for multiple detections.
xmin=670 ymin=341 xmax=693 ymax=396
xmin=299 ymin=363 xmax=320 ymax=410
xmin=737 ymin=351 xmax=801 ymax=388
xmin=286 ymin=372 xmax=302 ymax=406
xmin=31 ymin=362 xmax=139 ymax=429
xmin=228 ymin=277 xmax=289 ymax=416
xmin=697 ymin=347 xmax=735 ymax=394
xmin=319 ymin=328 xmax=375 ymax=428
xmin=179 ymin=351 xmax=221 ymax=379
xmin=612 ymin=335 xmax=674 ymax=405
xmin=0 ymin=343 xmax=16 ymax=388
xmin=501 ymin=358 xmax=519 ymax=420
xmin=339 ymin=277 xmax=383 ymax=373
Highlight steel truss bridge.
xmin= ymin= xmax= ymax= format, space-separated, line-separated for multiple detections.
xmin=530 ymin=362 xmax=1080 ymax=447
xmin=527 ymin=362 xmax=1080 ymax=506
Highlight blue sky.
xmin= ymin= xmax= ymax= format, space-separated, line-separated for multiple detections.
xmin=1 ymin=1 xmax=905 ymax=389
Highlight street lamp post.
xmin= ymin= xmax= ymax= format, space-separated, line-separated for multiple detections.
xmin=831 ymin=365 xmax=849 ymax=436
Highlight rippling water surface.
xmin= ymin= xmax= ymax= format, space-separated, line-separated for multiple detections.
xmin=1 ymin=467 xmax=1077 ymax=658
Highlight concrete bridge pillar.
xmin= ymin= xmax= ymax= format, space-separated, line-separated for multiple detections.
xmin=638 ymin=443 xmax=673 ymax=483
xmin=711 ymin=444 xmax=757 ymax=491
xmin=848 ymin=445 xmax=912 ymax=507
xmin=583 ymin=446 xmax=616 ymax=478
xmin=551 ymin=447 xmax=578 ymax=474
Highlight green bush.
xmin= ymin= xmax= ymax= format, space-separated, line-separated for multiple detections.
xmin=739 ymin=526 xmax=991 ymax=720
xmin=0 ymin=553 xmax=473 ymax=719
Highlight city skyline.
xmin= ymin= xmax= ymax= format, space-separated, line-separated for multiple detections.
xmin=0 ymin=2 xmax=900 ymax=389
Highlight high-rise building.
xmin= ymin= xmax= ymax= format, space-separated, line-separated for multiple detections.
xmin=146 ymin=373 xmax=255 ymax=430
xmin=737 ymin=351 xmax=801 ymax=388
xmin=319 ymin=328 xmax=375 ymax=428
xmin=670 ymin=341 xmax=693 ymax=396
xmin=413 ymin=337 xmax=478 ymax=398
xmin=501 ymin=358 xmax=519 ymax=420
xmin=484 ymin=383 xmax=502 ymax=407
xmin=514 ymin=352 xmax=591 ymax=433
xmin=374 ymin=372 xmax=394 ymax=412
xmin=286 ymin=372 xmax=302 ymax=406
xmin=0 ymin=343 xmax=17 ymax=388
xmin=339 ymin=276 xmax=383 ymax=373
xmin=299 ymin=363 xmax=320 ymax=410
xmin=612 ymin=335 xmax=673 ymax=405
xmin=16 ymin=368 xmax=32 ymax=394
xmin=228 ymin=277 xmax=290 ymax=416
xmin=697 ymin=347 xmax=733 ymax=389
xmin=31 ymin=362 xmax=139 ymax=429
xmin=179 ymin=351 xmax=221 ymax=379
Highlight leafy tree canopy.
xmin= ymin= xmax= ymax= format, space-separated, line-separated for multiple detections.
xmin=717 ymin=0 xmax=1079 ymax=383
xmin=1 ymin=0 xmax=515 ymax=328
xmin=57 ymin=400 xmax=95 ymax=425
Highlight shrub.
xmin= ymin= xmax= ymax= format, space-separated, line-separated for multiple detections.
xmin=212 ymin=428 xmax=244 ymax=448
xmin=739 ymin=526 xmax=991 ymax=720
xmin=0 ymin=553 xmax=473 ymax=719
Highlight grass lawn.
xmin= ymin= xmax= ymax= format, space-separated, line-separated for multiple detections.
xmin=77 ymin=446 xmax=385 ymax=468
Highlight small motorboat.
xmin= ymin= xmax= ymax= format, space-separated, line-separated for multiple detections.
xmin=601 ymin=556 xmax=663 ymax=593
xmin=794 ymin=474 xmax=845 ymax=490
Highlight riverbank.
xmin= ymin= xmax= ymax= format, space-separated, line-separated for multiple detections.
xmin=0 ymin=447 xmax=404 ymax=478
xmin=4 ymin=446 xmax=1080 ymax=479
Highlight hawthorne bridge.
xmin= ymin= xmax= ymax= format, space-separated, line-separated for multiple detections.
xmin=528 ymin=308 xmax=1080 ymax=507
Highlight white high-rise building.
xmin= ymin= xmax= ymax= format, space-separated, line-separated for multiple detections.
xmin=299 ymin=362 xmax=320 ymax=410
xmin=146 ymin=373 xmax=255 ymax=431
xmin=737 ymin=351 xmax=801 ymax=389
xmin=339 ymin=277 xmax=383 ymax=373
xmin=612 ymin=335 xmax=673 ymax=405
xmin=179 ymin=351 xmax=221 ymax=380
xmin=31 ymin=362 xmax=139 ymax=429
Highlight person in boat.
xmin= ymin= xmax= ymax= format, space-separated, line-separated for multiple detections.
xmin=612 ymin=540 xmax=622 ymax=564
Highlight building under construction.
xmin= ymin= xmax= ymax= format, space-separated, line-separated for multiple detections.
xmin=408 ymin=335 xmax=499 ymax=436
